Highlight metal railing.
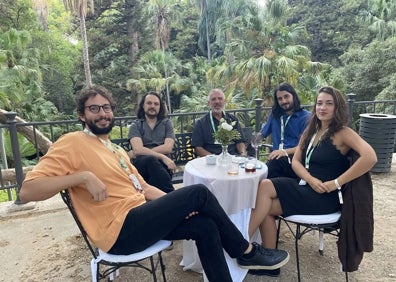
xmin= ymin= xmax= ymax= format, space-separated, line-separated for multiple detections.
xmin=1 ymin=97 xmax=395 ymax=202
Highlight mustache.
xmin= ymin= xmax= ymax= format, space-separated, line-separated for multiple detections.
xmin=94 ymin=117 xmax=112 ymax=122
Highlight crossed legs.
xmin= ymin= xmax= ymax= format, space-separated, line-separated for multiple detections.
xmin=249 ymin=179 xmax=283 ymax=248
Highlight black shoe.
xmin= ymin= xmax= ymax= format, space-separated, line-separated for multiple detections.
xmin=248 ymin=268 xmax=280 ymax=277
xmin=237 ymin=243 xmax=289 ymax=270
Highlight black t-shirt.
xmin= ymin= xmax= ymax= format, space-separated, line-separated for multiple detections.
xmin=191 ymin=112 xmax=245 ymax=155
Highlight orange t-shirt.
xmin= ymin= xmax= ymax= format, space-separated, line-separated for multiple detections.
xmin=24 ymin=131 xmax=146 ymax=252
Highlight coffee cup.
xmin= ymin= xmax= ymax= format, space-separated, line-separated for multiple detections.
xmin=206 ymin=154 xmax=217 ymax=165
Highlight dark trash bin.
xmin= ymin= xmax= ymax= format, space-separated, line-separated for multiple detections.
xmin=359 ymin=113 xmax=396 ymax=173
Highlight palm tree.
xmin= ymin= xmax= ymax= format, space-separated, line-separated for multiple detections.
xmin=62 ymin=0 xmax=94 ymax=87
xmin=207 ymin=0 xmax=329 ymax=102
xmin=146 ymin=0 xmax=181 ymax=112
xmin=0 ymin=29 xmax=43 ymax=112
xmin=194 ymin=0 xmax=225 ymax=61
xmin=363 ymin=0 xmax=396 ymax=40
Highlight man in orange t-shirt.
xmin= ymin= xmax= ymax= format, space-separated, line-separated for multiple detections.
xmin=19 ymin=85 xmax=289 ymax=282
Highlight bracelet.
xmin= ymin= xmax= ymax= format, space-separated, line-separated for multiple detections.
xmin=334 ymin=178 xmax=343 ymax=204
xmin=334 ymin=178 xmax=341 ymax=189
xmin=281 ymin=149 xmax=291 ymax=164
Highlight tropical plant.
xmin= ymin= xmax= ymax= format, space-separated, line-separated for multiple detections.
xmin=1 ymin=129 xmax=36 ymax=167
xmin=362 ymin=0 xmax=396 ymax=41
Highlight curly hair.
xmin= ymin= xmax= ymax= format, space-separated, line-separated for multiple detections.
xmin=76 ymin=85 xmax=115 ymax=127
xmin=136 ymin=91 xmax=168 ymax=119
xmin=300 ymin=86 xmax=348 ymax=149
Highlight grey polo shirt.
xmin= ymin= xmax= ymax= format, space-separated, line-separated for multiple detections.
xmin=128 ymin=118 xmax=175 ymax=149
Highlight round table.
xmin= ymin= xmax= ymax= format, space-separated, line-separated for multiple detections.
xmin=179 ymin=157 xmax=267 ymax=282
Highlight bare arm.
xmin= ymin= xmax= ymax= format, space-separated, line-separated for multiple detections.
xmin=236 ymin=142 xmax=247 ymax=156
xmin=130 ymin=137 xmax=176 ymax=170
xmin=328 ymin=128 xmax=377 ymax=187
xmin=268 ymin=146 xmax=298 ymax=160
xmin=132 ymin=137 xmax=174 ymax=156
xmin=292 ymin=127 xmax=377 ymax=193
xmin=141 ymin=182 xmax=166 ymax=201
xmin=19 ymin=171 xmax=109 ymax=203
xmin=195 ymin=146 xmax=212 ymax=157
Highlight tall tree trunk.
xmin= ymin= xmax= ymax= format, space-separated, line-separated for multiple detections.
xmin=80 ymin=13 xmax=92 ymax=88
xmin=204 ymin=0 xmax=211 ymax=61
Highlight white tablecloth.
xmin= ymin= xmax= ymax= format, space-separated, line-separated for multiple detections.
xmin=180 ymin=157 xmax=267 ymax=282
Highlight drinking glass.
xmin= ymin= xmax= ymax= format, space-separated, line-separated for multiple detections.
xmin=251 ymin=132 xmax=263 ymax=161
xmin=244 ymin=157 xmax=257 ymax=173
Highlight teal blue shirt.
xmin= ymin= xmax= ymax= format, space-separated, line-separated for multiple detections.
xmin=261 ymin=109 xmax=310 ymax=150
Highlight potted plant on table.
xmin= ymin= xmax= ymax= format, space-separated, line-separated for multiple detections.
xmin=213 ymin=118 xmax=241 ymax=165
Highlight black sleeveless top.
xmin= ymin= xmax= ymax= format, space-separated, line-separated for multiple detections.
xmin=302 ymin=138 xmax=349 ymax=182
xmin=272 ymin=137 xmax=350 ymax=216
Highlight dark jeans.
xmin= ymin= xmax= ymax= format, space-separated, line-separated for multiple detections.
xmin=109 ymin=184 xmax=249 ymax=282
xmin=133 ymin=155 xmax=174 ymax=193
xmin=267 ymin=155 xmax=298 ymax=178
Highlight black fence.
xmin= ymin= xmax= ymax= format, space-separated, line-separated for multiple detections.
xmin=1 ymin=96 xmax=396 ymax=202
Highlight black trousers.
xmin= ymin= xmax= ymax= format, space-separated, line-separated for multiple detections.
xmin=133 ymin=155 xmax=174 ymax=193
xmin=109 ymin=184 xmax=249 ymax=282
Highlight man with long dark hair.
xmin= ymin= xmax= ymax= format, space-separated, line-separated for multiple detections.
xmin=261 ymin=83 xmax=310 ymax=178
xmin=128 ymin=91 xmax=175 ymax=193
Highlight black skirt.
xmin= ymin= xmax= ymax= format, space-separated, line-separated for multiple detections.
xmin=272 ymin=177 xmax=340 ymax=217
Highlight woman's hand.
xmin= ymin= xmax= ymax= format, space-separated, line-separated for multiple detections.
xmin=308 ymin=177 xmax=328 ymax=194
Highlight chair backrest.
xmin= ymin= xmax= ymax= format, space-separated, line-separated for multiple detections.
xmin=60 ymin=190 xmax=98 ymax=259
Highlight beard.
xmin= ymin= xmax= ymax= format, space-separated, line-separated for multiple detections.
xmin=145 ymin=109 xmax=158 ymax=119
xmin=86 ymin=117 xmax=115 ymax=135
xmin=281 ymin=103 xmax=293 ymax=112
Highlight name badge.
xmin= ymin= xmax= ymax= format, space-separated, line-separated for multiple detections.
xmin=299 ymin=179 xmax=306 ymax=186
xmin=279 ymin=143 xmax=284 ymax=150
xmin=129 ymin=174 xmax=143 ymax=193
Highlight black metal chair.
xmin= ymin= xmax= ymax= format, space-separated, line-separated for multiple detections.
xmin=276 ymin=211 xmax=349 ymax=282
xmin=60 ymin=190 xmax=171 ymax=282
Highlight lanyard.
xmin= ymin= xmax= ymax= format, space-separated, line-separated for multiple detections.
xmin=209 ymin=110 xmax=226 ymax=133
xmin=304 ymin=129 xmax=327 ymax=170
xmin=210 ymin=110 xmax=225 ymax=144
xmin=83 ymin=128 xmax=131 ymax=174
xmin=279 ymin=115 xmax=292 ymax=149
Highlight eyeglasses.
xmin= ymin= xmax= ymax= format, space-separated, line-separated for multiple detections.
xmin=85 ymin=104 xmax=114 ymax=113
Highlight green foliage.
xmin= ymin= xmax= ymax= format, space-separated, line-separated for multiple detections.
xmin=1 ymin=129 xmax=36 ymax=168
xmin=288 ymin=0 xmax=372 ymax=66
xmin=0 ymin=189 xmax=17 ymax=202
xmin=0 ymin=0 xmax=395 ymax=126
xmin=338 ymin=37 xmax=396 ymax=101
xmin=213 ymin=118 xmax=241 ymax=146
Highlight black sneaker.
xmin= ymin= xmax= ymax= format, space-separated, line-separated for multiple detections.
xmin=237 ymin=243 xmax=289 ymax=270
xmin=248 ymin=268 xmax=280 ymax=277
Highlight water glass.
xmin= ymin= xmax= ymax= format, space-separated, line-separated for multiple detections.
xmin=227 ymin=158 xmax=240 ymax=175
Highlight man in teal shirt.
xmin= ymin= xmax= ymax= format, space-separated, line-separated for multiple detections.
xmin=261 ymin=83 xmax=310 ymax=179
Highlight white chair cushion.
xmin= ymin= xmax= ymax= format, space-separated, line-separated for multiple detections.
xmin=97 ymin=240 xmax=172 ymax=263
xmin=283 ymin=211 xmax=341 ymax=225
